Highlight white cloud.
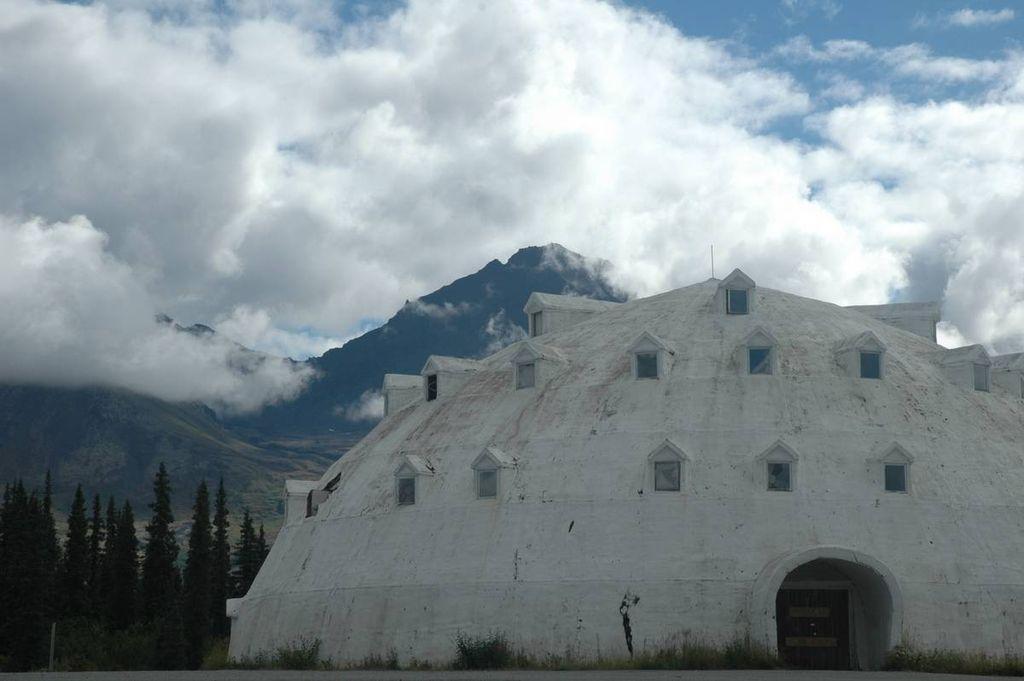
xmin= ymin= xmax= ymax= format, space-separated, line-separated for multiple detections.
xmin=339 ymin=389 xmax=385 ymax=422
xmin=914 ymin=8 xmax=1016 ymax=29
xmin=214 ymin=305 xmax=344 ymax=359
xmin=0 ymin=214 xmax=314 ymax=413
xmin=482 ymin=309 xmax=528 ymax=354
xmin=404 ymin=300 xmax=475 ymax=319
xmin=0 ymin=0 xmax=1023 ymax=397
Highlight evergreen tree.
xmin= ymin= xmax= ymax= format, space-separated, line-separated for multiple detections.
xmin=141 ymin=463 xmax=178 ymax=621
xmin=0 ymin=482 xmax=49 ymax=670
xmin=141 ymin=463 xmax=185 ymax=667
xmin=40 ymin=472 xmax=60 ymax=627
xmin=209 ymin=478 xmax=231 ymax=638
xmin=257 ymin=523 xmax=269 ymax=562
xmin=182 ymin=481 xmax=212 ymax=668
xmin=87 ymin=493 xmax=104 ymax=614
xmin=153 ymin=573 xmax=186 ymax=670
xmin=99 ymin=495 xmax=119 ymax=620
xmin=61 ymin=485 xmax=90 ymax=618
xmin=108 ymin=501 xmax=138 ymax=631
xmin=232 ymin=508 xmax=258 ymax=597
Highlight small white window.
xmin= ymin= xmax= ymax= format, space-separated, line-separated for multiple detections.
xmin=748 ymin=347 xmax=772 ymax=375
xmin=766 ymin=462 xmax=791 ymax=491
xmin=860 ymin=351 xmax=882 ymax=379
xmin=973 ymin=363 xmax=990 ymax=392
xmin=396 ymin=476 xmax=416 ymax=505
xmin=646 ymin=440 xmax=687 ymax=494
xmin=425 ymin=374 xmax=438 ymax=401
xmin=726 ymin=289 xmax=749 ymax=315
xmin=884 ymin=464 xmax=907 ymax=493
xmin=516 ymin=362 xmax=536 ymax=389
xmin=636 ymin=352 xmax=658 ymax=379
xmin=476 ymin=469 xmax=498 ymax=498
xmin=472 ymin=446 xmax=514 ymax=501
xmin=530 ymin=311 xmax=543 ymax=337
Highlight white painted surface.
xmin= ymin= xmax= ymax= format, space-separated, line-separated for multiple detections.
xmin=230 ymin=278 xmax=1024 ymax=668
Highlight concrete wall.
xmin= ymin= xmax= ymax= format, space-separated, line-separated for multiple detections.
xmin=231 ymin=282 xmax=1024 ymax=667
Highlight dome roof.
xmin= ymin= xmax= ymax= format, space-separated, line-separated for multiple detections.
xmin=231 ymin=272 xmax=1024 ymax=669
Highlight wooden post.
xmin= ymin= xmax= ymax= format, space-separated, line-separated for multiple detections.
xmin=48 ymin=621 xmax=56 ymax=672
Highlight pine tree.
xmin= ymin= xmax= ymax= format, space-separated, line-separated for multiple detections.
xmin=108 ymin=500 xmax=138 ymax=631
xmin=40 ymin=472 xmax=60 ymax=627
xmin=61 ymin=484 xmax=90 ymax=618
xmin=141 ymin=463 xmax=185 ymax=668
xmin=87 ymin=493 xmax=104 ymax=615
xmin=99 ymin=495 xmax=119 ymax=622
xmin=209 ymin=478 xmax=231 ymax=638
xmin=257 ymin=523 xmax=269 ymax=562
xmin=232 ymin=508 xmax=258 ymax=597
xmin=141 ymin=463 xmax=178 ymax=621
xmin=182 ymin=481 xmax=212 ymax=668
xmin=1 ymin=482 xmax=50 ymax=670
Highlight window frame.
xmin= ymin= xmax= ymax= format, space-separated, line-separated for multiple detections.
xmin=635 ymin=351 xmax=659 ymax=380
xmin=516 ymin=361 xmax=536 ymax=390
xmin=425 ymin=373 xmax=438 ymax=401
xmin=860 ymin=350 xmax=882 ymax=380
xmin=884 ymin=463 xmax=908 ymax=494
xmin=530 ymin=311 xmax=543 ymax=337
xmin=475 ymin=468 xmax=498 ymax=499
xmin=726 ymin=288 xmax=749 ymax=315
xmin=748 ymin=346 xmax=773 ymax=375
xmin=653 ymin=460 xmax=681 ymax=492
xmin=973 ymin=362 xmax=990 ymax=392
xmin=766 ymin=461 xmax=792 ymax=492
xmin=396 ymin=476 xmax=416 ymax=505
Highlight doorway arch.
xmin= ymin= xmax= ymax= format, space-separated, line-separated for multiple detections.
xmin=749 ymin=546 xmax=902 ymax=670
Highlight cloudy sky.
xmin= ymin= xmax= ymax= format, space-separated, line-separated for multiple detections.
xmin=1 ymin=0 xmax=1022 ymax=411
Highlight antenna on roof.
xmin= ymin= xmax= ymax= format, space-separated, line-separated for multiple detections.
xmin=711 ymin=244 xmax=715 ymax=279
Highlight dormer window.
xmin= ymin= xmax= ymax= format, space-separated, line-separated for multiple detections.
xmin=716 ymin=269 xmax=756 ymax=317
xmin=394 ymin=455 xmax=434 ymax=507
xmin=516 ymin=362 xmax=536 ymax=389
xmin=472 ymin=447 xmax=515 ymax=501
xmin=860 ymin=351 xmax=882 ymax=379
xmin=636 ymin=352 xmax=658 ymax=379
xmin=758 ymin=441 xmax=798 ymax=493
xmin=425 ymin=374 xmax=438 ymax=401
xmin=646 ymin=440 xmax=687 ymax=493
xmin=878 ymin=444 xmax=913 ymax=494
xmin=628 ymin=331 xmax=673 ymax=381
xmin=836 ymin=331 xmax=886 ymax=381
xmin=973 ymin=363 xmax=990 ymax=392
xmin=740 ymin=327 xmax=778 ymax=377
xmin=530 ymin=311 xmax=543 ymax=337
xmin=727 ymin=289 xmax=748 ymax=315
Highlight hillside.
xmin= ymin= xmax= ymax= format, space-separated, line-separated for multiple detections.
xmin=232 ymin=244 xmax=625 ymax=435
xmin=0 ymin=244 xmax=625 ymax=515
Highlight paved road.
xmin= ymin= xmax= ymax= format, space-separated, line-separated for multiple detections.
xmin=0 ymin=671 xmax=1012 ymax=681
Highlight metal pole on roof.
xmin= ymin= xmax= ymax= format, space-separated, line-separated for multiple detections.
xmin=711 ymin=244 xmax=715 ymax=279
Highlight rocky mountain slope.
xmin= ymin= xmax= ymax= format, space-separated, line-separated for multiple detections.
xmin=0 ymin=244 xmax=624 ymax=515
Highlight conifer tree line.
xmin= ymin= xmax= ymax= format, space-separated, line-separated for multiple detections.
xmin=0 ymin=465 xmax=270 ymax=671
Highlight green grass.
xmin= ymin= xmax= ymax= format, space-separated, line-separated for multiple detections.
xmin=218 ymin=633 xmax=779 ymax=671
xmin=885 ymin=644 xmax=1024 ymax=676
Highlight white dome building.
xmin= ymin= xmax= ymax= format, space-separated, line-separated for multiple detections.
xmin=228 ymin=271 xmax=1024 ymax=670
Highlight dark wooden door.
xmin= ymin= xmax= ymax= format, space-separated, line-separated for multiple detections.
xmin=775 ymin=588 xmax=850 ymax=669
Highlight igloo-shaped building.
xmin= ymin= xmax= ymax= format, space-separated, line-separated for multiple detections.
xmin=228 ymin=271 xmax=1024 ymax=670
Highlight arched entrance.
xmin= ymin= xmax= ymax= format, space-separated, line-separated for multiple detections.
xmin=749 ymin=546 xmax=902 ymax=670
